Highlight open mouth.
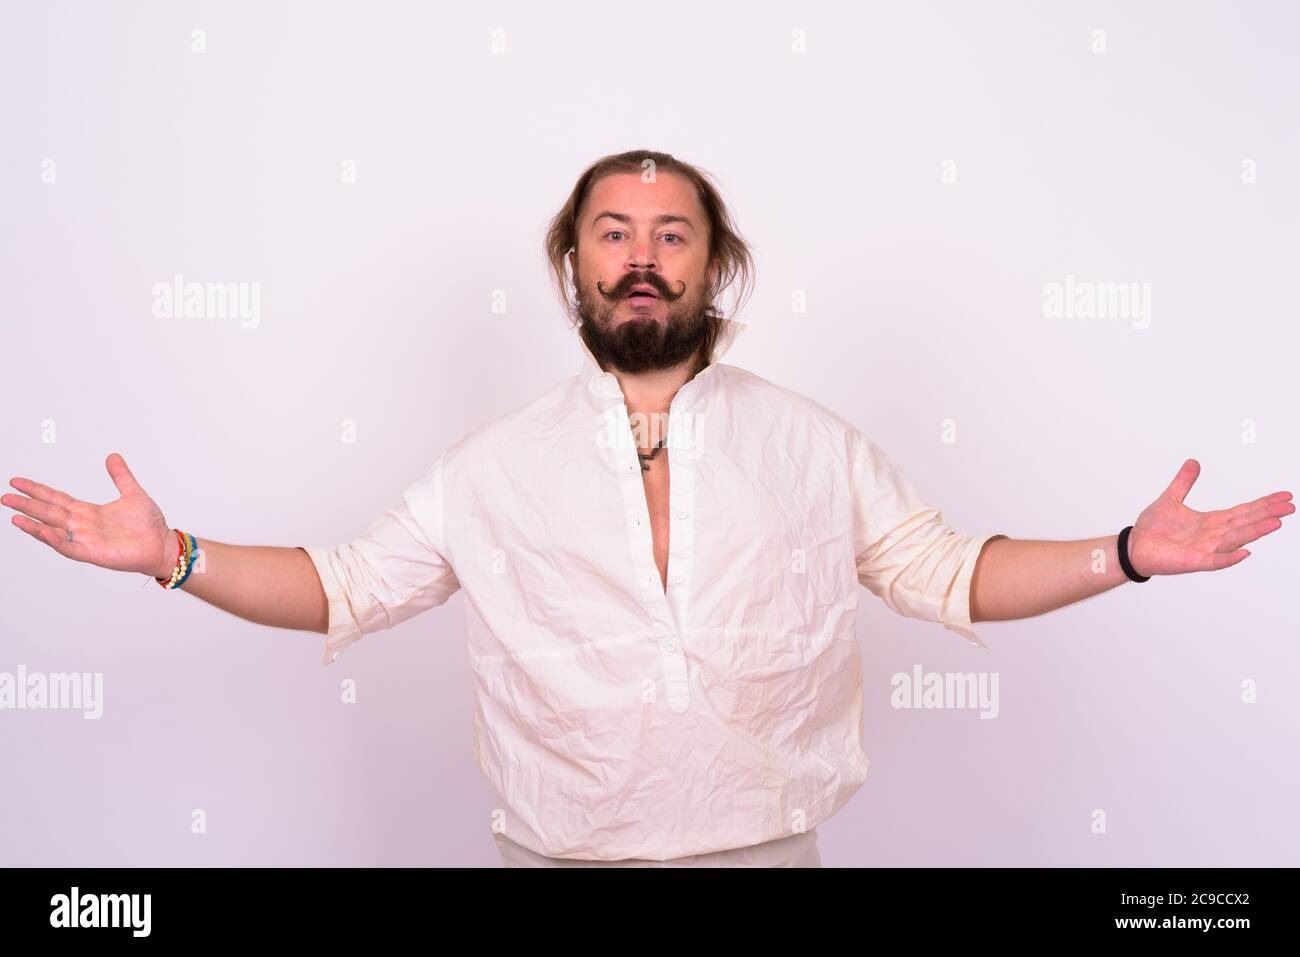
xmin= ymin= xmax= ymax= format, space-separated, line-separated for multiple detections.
xmin=626 ymin=285 xmax=660 ymax=301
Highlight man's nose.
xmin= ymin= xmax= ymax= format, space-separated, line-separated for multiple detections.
xmin=626 ymin=241 xmax=657 ymax=271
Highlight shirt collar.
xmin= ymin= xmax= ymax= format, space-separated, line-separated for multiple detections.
xmin=578 ymin=317 xmax=748 ymax=406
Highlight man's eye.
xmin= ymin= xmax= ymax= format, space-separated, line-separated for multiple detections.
xmin=603 ymin=231 xmax=683 ymax=244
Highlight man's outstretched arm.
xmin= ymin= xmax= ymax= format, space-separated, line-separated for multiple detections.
xmin=970 ymin=459 xmax=1293 ymax=625
xmin=4 ymin=453 xmax=330 ymax=633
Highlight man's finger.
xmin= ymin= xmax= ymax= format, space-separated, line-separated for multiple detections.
xmin=1227 ymin=498 xmax=1295 ymax=528
xmin=1223 ymin=490 xmax=1293 ymax=518
xmin=11 ymin=514 xmax=82 ymax=561
xmin=106 ymin=452 xmax=142 ymax=497
xmin=7 ymin=477 xmax=76 ymax=510
xmin=1219 ymin=518 xmax=1283 ymax=552
xmin=1161 ymin=458 xmax=1201 ymax=505
xmin=1 ymin=493 xmax=70 ymax=529
xmin=1204 ymin=548 xmax=1249 ymax=571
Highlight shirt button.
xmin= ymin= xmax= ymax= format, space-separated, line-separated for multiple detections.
xmin=676 ymin=509 xmax=690 ymax=519
xmin=672 ymin=573 xmax=685 ymax=584
xmin=663 ymin=640 xmax=677 ymax=653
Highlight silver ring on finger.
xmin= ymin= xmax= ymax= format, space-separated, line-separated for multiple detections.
xmin=67 ymin=529 xmax=74 ymax=542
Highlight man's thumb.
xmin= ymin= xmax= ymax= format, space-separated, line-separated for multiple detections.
xmin=106 ymin=452 xmax=141 ymax=496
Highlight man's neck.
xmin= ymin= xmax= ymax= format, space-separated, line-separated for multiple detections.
xmin=608 ymin=351 xmax=706 ymax=416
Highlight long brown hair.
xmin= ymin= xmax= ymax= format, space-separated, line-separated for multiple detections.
xmin=544 ymin=150 xmax=755 ymax=363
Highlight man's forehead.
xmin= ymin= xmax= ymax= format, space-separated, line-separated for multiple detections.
xmin=581 ymin=171 xmax=702 ymax=222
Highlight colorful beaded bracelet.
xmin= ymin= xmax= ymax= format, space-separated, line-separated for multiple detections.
xmin=156 ymin=529 xmax=198 ymax=589
xmin=175 ymin=532 xmax=198 ymax=587
xmin=155 ymin=529 xmax=188 ymax=588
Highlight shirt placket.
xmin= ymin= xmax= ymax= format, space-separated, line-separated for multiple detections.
xmin=610 ymin=396 xmax=694 ymax=714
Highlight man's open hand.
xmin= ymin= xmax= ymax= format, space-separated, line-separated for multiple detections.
xmin=1127 ymin=459 xmax=1293 ymax=576
xmin=3 ymin=452 xmax=176 ymax=578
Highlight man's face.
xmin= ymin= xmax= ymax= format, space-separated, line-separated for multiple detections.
xmin=570 ymin=171 xmax=715 ymax=375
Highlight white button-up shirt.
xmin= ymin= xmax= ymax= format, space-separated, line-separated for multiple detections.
xmin=302 ymin=318 xmax=1002 ymax=861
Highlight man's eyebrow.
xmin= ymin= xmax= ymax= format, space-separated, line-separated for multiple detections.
xmin=591 ymin=211 xmax=696 ymax=231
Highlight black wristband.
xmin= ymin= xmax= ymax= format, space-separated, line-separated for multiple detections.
xmin=1117 ymin=525 xmax=1150 ymax=582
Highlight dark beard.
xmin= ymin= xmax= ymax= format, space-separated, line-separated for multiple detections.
xmin=575 ymin=270 xmax=712 ymax=375
xmin=577 ymin=310 xmax=709 ymax=375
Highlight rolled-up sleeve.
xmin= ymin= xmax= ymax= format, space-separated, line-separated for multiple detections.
xmin=850 ymin=430 xmax=1004 ymax=649
xmin=300 ymin=454 xmax=460 ymax=666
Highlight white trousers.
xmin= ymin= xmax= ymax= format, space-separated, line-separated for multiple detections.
xmin=493 ymin=829 xmax=822 ymax=868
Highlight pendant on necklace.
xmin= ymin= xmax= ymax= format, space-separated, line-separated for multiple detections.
xmin=638 ymin=437 xmax=666 ymax=472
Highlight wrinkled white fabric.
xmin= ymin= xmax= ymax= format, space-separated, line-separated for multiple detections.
xmin=302 ymin=318 xmax=1003 ymax=862
xmin=493 ymin=823 xmax=821 ymax=867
